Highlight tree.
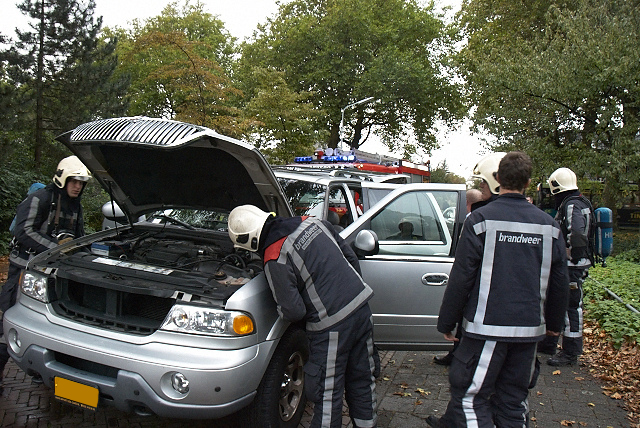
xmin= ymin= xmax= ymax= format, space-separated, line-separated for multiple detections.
xmin=108 ymin=1 xmax=249 ymax=137
xmin=429 ymin=160 xmax=466 ymax=184
xmin=456 ymin=0 xmax=640 ymax=209
xmin=0 ymin=0 xmax=128 ymax=169
xmin=238 ymin=0 xmax=465 ymax=158
xmin=243 ymin=67 xmax=327 ymax=164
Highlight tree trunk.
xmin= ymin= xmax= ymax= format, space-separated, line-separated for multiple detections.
xmin=34 ymin=0 xmax=45 ymax=169
xmin=351 ymin=113 xmax=364 ymax=150
xmin=328 ymin=122 xmax=339 ymax=149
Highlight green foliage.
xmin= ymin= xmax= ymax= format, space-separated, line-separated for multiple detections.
xmin=457 ymin=0 xmax=640 ymax=209
xmin=80 ymin=182 xmax=110 ymax=234
xmin=109 ymin=1 xmax=247 ymax=137
xmin=585 ymin=258 xmax=640 ymax=348
xmin=430 ymin=161 xmax=466 ymax=184
xmin=612 ymin=231 xmax=640 ymax=256
xmin=0 ymin=0 xmax=128 ymax=168
xmin=239 ymin=0 xmax=465 ymax=155
xmin=243 ymin=67 xmax=327 ymax=164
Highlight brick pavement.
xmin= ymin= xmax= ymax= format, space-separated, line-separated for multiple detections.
xmin=0 ymin=349 xmax=631 ymax=427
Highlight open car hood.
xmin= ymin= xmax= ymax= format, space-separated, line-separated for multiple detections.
xmin=57 ymin=117 xmax=291 ymax=221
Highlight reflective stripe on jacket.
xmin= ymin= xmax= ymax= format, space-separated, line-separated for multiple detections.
xmin=437 ymin=193 xmax=570 ymax=342
xmin=263 ymin=217 xmax=373 ymax=332
xmin=9 ymin=185 xmax=84 ymax=268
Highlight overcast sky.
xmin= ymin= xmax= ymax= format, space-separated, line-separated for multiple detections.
xmin=0 ymin=0 xmax=486 ymax=177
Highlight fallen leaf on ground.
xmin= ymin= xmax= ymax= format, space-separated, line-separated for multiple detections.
xmin=416 ymin=388 xmax=431 ymax=397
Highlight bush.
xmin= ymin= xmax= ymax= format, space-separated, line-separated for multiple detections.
xmin=80 ymin=181 xmax=110 ymax=234
xmin=585 ymin=258 xmax=640 ymax=348
xmin=611 ymin=230 xmax=640 ymax=256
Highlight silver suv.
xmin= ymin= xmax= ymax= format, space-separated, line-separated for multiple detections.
xmin=3 ymin=117 xmax=465 ymax=426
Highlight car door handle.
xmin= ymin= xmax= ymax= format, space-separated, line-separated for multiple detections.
xmin=422 ymin=273 xmax=449 ymax=286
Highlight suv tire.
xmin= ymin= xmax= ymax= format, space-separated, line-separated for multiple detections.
xmin=240 ymin=326 xmax=309 ymax=428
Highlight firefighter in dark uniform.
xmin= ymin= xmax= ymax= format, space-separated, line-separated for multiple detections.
xmin=434 ymin=152 xmax=506 ymax=366
xmin=538 ymin=167 xmax=594 ymax=366
xmin=426 ymin=152 xmax=569 ymax=428
xmin=0 ymin=156 xmax=91 ymax=389
xmin=227 ymin=205 xmax=378 ymax=428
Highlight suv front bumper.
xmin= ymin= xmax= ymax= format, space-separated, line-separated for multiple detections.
xmin=3 ymin=304 xmax=277 ymax=419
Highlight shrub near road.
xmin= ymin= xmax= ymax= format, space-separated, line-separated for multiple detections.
xmin=582 ymin=236 xmax=640 ymax=426
xmin=585 ymin=259 xmax=640 ymax=347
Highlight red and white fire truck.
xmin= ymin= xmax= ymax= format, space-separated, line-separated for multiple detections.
xmin=290 ymin=148 xmax=431 ymax=183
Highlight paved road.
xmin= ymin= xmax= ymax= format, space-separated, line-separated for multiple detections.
xmin=0 ymin=348 xmax=631 ymax=427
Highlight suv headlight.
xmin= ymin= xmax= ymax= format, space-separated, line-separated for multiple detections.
xmin=21 ymin=271 xmax=50 ymax=303
xmin=160 ymin=305 xmax=255 ymax=337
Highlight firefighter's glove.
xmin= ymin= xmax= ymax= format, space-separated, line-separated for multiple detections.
xmin=58 ymin=237 xmax=73 ymax=245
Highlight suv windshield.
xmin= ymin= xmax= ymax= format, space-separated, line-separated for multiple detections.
xmin=147 ymin=209 xmax=229 ymax=231
xmin=277 ymin=178 xmax=327 ymax=217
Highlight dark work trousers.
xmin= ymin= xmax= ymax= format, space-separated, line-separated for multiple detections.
xmin=538 ymin=267 xmax=587 ymax=356
xmin=304 ymin=304 xmax=378 ymax=428
xmin=0 ymin=263 xmax=22 ymax=377
xmin=439 ymin=336 xmax=538 ymax=428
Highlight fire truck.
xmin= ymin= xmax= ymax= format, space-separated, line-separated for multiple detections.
xmin=290 ymin=148 xmax=431 ymax=183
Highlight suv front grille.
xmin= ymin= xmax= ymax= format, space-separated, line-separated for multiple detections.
xmin=52 ymin=280 xmax=175 ymax=335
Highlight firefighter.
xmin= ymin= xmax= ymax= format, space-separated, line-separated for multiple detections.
xmin=470 ymin=152 xmax=507 ymax=211
xmin=0 ymin=156 xmax=91 ymax=389
xmin=426 ymin=152 xmax=569 ymax=427
xmin=433 ymin=152 xmax=506 ymax=366
xmin=227 ymin=205 xmax=378 ymax=428
xmin=538 ymin=167 xmax=595 ymax=366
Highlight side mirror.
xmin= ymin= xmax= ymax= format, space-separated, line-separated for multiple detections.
xmin=102 ymin=201 xmax=126 ymax=221
xmin=101 ymin=201 xmax=129 ymax=230
xmin=353 ymin=230 xmax=379 ymax=258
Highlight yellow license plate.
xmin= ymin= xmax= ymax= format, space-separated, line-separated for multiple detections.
xmin=54 ymin=377 xmax=99 ymax=411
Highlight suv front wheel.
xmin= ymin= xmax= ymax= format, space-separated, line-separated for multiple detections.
xmin=239 ymin=326 xmax=309 ymax=428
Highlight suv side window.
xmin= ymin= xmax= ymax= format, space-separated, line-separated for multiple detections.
xmin=370 ymin=190 xmax=456 ymax=257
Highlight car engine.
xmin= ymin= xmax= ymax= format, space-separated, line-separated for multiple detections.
xmin=46 ymin=228 xmax=264 ymax=335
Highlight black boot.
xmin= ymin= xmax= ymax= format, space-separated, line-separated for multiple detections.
xmin=426 ymin=415 xmax=443 ymax=427
xmin=547 ymin=351 xmax=578 ymax=366
xmin=536 ymin=343 xmax=557 ymax=355
xmin=433 ymin=353 xmax=453 ymax=366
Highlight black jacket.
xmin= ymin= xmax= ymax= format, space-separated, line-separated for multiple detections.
xmin=437 ymin=193 xmax=570 ymax=342
xmin=10 ymin=184 xmax=85 ymax=267
xmin=470 ymin=193 xmax=499 ymax=212
xmin=261 ymin=216 xmax=373 ymax=332
xmin=555 ymin=190 xmax=594 ymax=267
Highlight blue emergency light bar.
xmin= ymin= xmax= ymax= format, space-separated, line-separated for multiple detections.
xmin=294 ymin=155 xmax=357 ymax=163
xmin=294 ymin=156 xmax=314 ymax=163
xmin=320 ymin=155 xmax=356 ymax=162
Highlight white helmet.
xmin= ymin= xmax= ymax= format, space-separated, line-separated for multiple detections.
xmin=53 ymin=155 xmax=91 ymax=189
xmin=548 ymin=167 xmax=578 ymax=195
xmin=471 ymin=152 xmax=506 ymax=195
xmin=228 ymin=205 xmax=273 ymax=251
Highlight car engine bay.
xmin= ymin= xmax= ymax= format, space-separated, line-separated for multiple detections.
xmin=43 ymin=227 xmax=265 ymax=335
